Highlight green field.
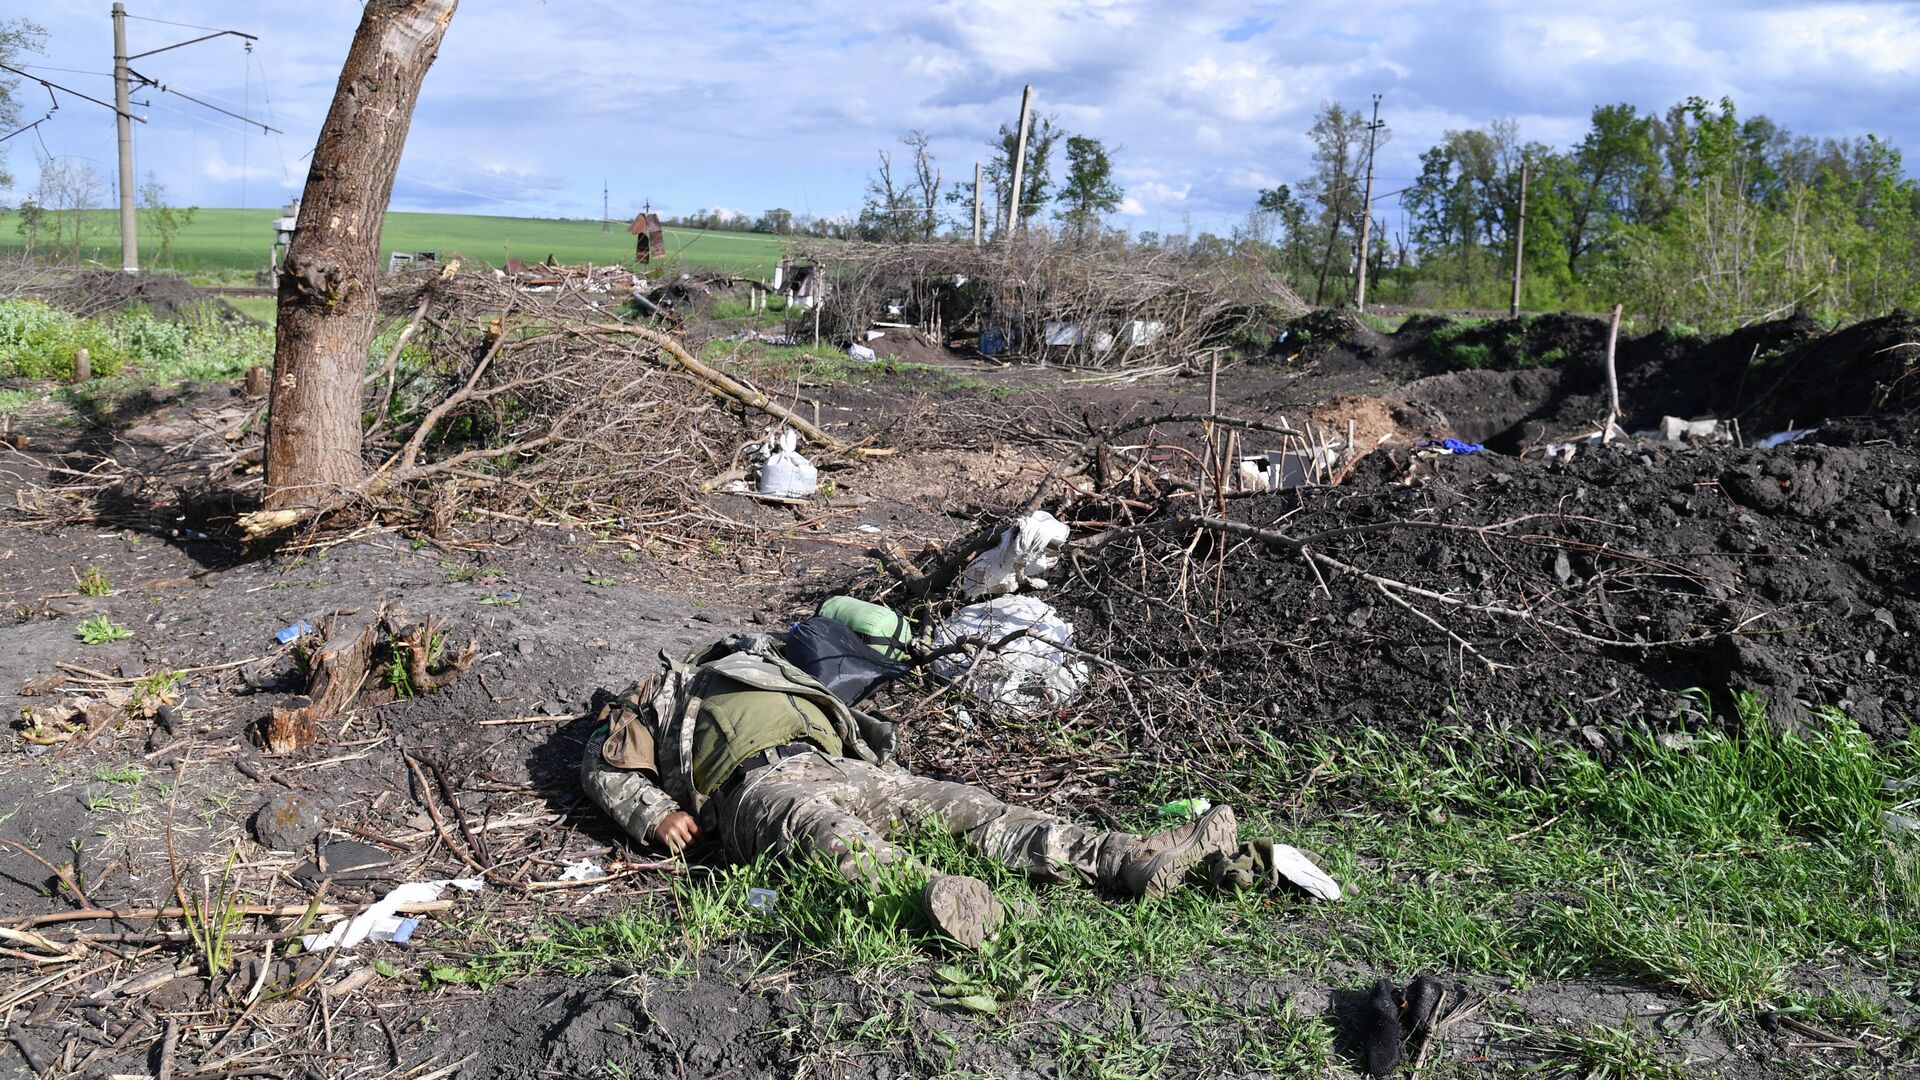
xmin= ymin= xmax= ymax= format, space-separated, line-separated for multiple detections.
xmin=0 ymin=208 xmax=790 ymax=279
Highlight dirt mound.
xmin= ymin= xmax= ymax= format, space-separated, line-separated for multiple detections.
xmin=1049 ymin=436 xmax=1920 ymax=749
xmin=868 ymin=326 xmax=961 ymax=365
xmin=1384 ymin=312 xmax=1919 ymax=451
xmin=43 ymin=270 xmax=256 ymax=324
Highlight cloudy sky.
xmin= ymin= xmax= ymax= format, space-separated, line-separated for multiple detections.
xmin=5 ymin=1 xmax=1917 ymax=235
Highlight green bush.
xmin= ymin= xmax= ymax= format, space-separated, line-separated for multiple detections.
xmin=0 ymin=300 xmax=270 ymax=384
xmin=0 ymin=301 xmax=128 ymax=379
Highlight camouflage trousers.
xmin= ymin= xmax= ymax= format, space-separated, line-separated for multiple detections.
xmin=711 ymin=753 xmax=1126 ymax=883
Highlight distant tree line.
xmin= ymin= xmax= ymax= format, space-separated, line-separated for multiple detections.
xmin=1236 ymin=96 xmax=1920 ymax=329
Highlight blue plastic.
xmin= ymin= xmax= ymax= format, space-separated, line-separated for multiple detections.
xmin=275 ymin=620 xmax=314 ymax=645
xmin=1441 ymin=438 xmax=1484 ymax=455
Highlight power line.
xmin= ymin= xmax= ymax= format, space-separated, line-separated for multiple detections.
xmin=127 ymin=68 xmax=280 ymax=133
xmin=123 ymin=13 xmax=233 ymax=33
xmin=16 ymin=65 xmax=114 ymax=78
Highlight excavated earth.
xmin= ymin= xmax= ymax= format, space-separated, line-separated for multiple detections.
xmin=0 ymin=300 xmax=1916 ymax=1078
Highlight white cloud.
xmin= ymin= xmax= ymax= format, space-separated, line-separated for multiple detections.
xmin=9 ymin=0 xmax=1914 ymax=232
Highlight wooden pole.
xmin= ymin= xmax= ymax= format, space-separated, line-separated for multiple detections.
xmin=972 ymin=161 xmax=983 ymax=246
xmin=1601 ymin=303 xmax=1623 ymax=443
xmin=72 ymin=348 xmax=90 ymax=383
xmin=1007 ymin=85 xmax=1034 ymax=235
xmin=1354 ymin=95 xmax=1382 ymax=310
xmin=1509 ymin=158 xmax=1529 ymax=318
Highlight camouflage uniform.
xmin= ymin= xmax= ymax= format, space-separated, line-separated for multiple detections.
xmin=581 ymin=635 xmax=1140 ymax=885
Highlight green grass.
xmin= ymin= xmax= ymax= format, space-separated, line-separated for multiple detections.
xmin=0 ymin=209 xmax=790 ymax=278
xmin=402 ymin=693 xmax=1917 ymax=1068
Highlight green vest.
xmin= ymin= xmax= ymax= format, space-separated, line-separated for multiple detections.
xmin=688 ymin=670 xmax=844 ymax=795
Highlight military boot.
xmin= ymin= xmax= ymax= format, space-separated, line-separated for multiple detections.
xmin=1100 ymin=804 xmax=1238 ymax=897
xmin=921 ymin=874 xmax=1004 ymax=949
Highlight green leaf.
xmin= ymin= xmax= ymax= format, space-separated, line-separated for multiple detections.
xmin=954 ymin=994 xmax=1000 ymax=1014
xmin=934 ymin=964 xmax=972 ymax=985
xmin=372 ymin=958 xmax=399 ymax=978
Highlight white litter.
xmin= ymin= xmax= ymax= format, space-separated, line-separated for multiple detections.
xmin=932 ymin=596 xmax=1088 ymax=715
xmin=1656 ymin=416 xmax=1731 ymax=443
xmin=1757 ymin=427 xmax=1819 ymax=449
xmin=557 ymin=858 xmax=607 ymax=882
xmin=301 ymin=878 xmax=482 ymax=952
xmin=757 ymin=429 xmax=818 ymax=499
xmin=960 ymin=511 xmax=1071 ymax=598
xmin=848 ymin=343 xmax=878 ymax=362
xmin=1270 ymin=845 xmax=1342 ymax=901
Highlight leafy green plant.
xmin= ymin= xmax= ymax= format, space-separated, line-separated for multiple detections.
xmin=176 ymin=849 xmax=246 ymax=977
xmin=133 ymin=668 xmax=184 ymax=706
xmin=76 ymin=615 xmax=131 ymax=644
xmin=74 ymin=566 xmax=111 ymax=596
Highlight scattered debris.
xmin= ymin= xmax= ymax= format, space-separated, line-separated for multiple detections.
xmin=960 ymin=511 xmax=1070 ymax=598
xmin=300 ymin=878 xmax=483 ymax=952
xmin=931 ymin=596 xmax=1089 ymax=715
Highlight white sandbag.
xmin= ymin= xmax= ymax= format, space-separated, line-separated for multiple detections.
xmin=757 ymin=429 xmax=818 ymax=498
xmin=932 ymin=596 xmax=1088 ymax=715
xmin=848 ymin=343 xmax=879 ymax=362
xmin=960 ymin=511 xmax=1072 ymax=598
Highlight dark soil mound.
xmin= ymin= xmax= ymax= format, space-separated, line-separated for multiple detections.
xmin=1387 ymin=312 xmax=1919 ymax=451
xmin=1051 ymin=436 xmax=1920 ymax=747
xmin=43 ymin=270 xmax=255 ymax=324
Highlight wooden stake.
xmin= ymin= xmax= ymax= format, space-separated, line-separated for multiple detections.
xmin=72 ymin=348 xmax=90 ymax=383
xmin=973 ymin=161 xmax=983 ymax=246
xmin=1509 ymin=158 xmax=1529 ymax=318
xmin=1601 ymin=303 xmax=1624 ymax=443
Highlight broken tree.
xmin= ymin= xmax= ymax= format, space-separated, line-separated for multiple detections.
xmin=262 ymin=0 xmax=458 ymax=525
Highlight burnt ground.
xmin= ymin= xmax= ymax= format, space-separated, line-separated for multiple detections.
xmin=0 ymin=304 xmax=1917 ymax=1078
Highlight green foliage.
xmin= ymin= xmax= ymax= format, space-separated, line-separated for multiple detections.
xmin=0 ymin=300 xmax=266 ymax=384
xmin=1055 ymin=135 xmax=1124 ymax=243
xmin=76 ymin=615 xmax=130 ymax=644
xmin=0 ymin=301 xmax=129 ymax=379
xmin=74 ymin=565 xmax=110 ymax=596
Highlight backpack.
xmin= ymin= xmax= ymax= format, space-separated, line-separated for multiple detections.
xmin=818 ymin=595 xmax=913 ymax=660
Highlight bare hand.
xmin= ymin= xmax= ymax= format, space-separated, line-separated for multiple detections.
xmin=655 ymin=811 xmax=699 ymax=852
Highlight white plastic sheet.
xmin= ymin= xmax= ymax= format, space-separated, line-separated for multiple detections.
xmin=960 ymin=511 xmax=1071 ymax=598
xmin=932 ymin=596 xmax=1088 ymax=715
xmin=301 ymin=878 xmax=482 ymax=952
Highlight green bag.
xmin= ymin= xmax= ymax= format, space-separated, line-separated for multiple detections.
xmin=819 ymin=595 xmax=912 ymax=660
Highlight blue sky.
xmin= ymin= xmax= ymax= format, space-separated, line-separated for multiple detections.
xmin=5 ymin=1 xmax=1917 ymax=235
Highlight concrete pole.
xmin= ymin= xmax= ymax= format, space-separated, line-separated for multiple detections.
xmin=1006 ymin=85 xmax=1033 ymax=236
xmin=112 ymin=3 xmax=139 ymax=274
xmin=972 ymin=161 xmax=982 ymax=246
xmin=1354 ymin=95 xmax=1381 ymax=310
xmin=1509 ymin=158 xmax=1529 ymax=318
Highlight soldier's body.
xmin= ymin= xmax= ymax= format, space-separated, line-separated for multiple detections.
xmin=581 ymin=634 xmax=1238 ymax=945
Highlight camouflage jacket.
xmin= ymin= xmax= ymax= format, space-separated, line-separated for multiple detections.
xmin=581 ymin=634 xmax=897 ymax=844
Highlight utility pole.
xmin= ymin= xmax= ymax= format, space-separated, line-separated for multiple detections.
xmin=601 ymin=179 xmax=610 ymax=233
xmin=972 ymin=161 xmax=982 ymax=246
xmin=109 ymin=5 xmax=263 ymax=275
xmin=1006 ymin=85 xmax=1033 ymax=236
xmin=1353 ymin=94 xmax=1384 ymax=311
xmin=1509 ymin=157 xmax=1529 ymax=318
xmin=112 ymin=4 xmax=137 ymax=273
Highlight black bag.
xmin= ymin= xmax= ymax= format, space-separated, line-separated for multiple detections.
xmin=779 ymin=616 xmax=911 ymax=706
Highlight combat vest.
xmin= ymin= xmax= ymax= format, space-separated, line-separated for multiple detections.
xmin=687 ymin=668 xmax=845 ymax=794
xmin=597 ymin=634 xmax=897 ymax=815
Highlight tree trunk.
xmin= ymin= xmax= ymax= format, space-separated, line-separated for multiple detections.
xmin=264 ymin=0 xmax=457 ymax=513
